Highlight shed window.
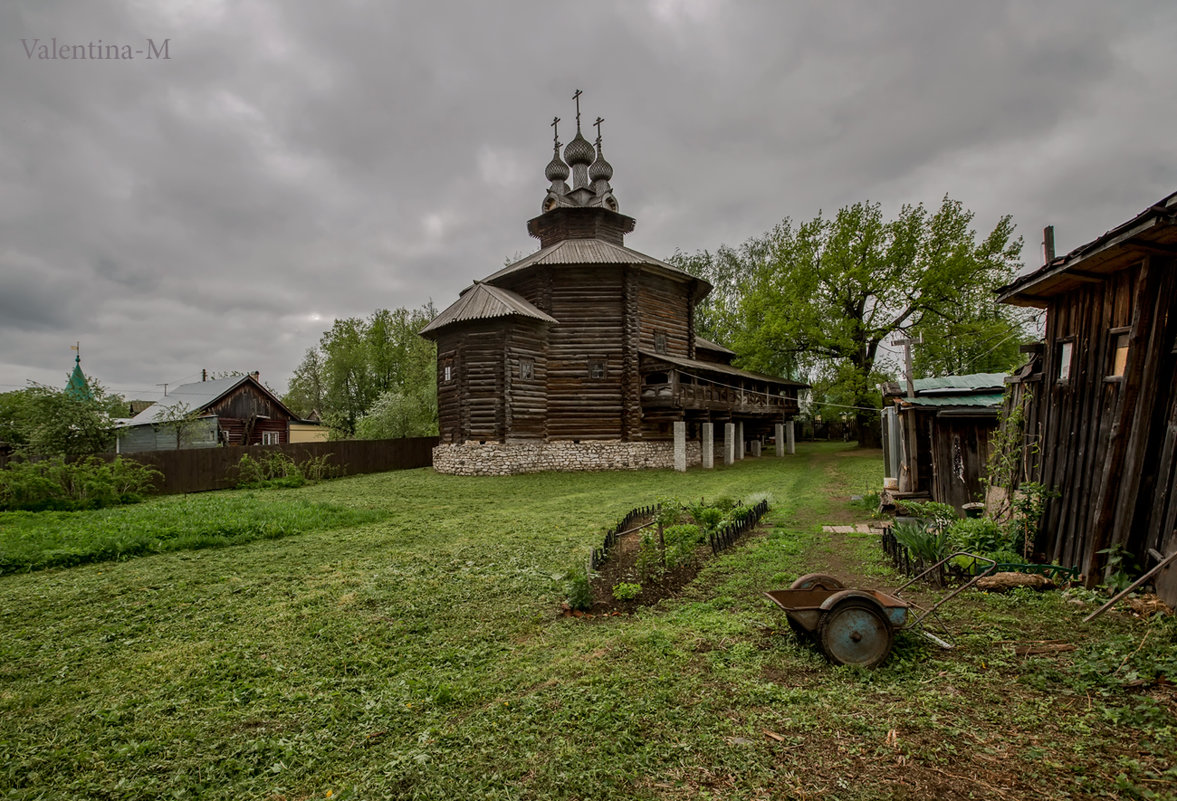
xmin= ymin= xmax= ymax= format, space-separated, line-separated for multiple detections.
xmin=1056 ymin=341 xmax=1073 ymax=382
xmin=519 ymin=357 xmax=534 ymax=380
xmin=588 ymin=358 xmax=606 ymax=380
xmin=1109 ymin=330 xmax=1130 ymax=378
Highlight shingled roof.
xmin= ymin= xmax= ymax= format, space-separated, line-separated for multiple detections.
xmin=420 ymin=282 xmax=558 ymax=338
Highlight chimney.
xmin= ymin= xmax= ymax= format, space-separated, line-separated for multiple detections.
xmin=1043 ymin=225 xmax=1055 ymax=264
xmin=250 ymin=371 xmax=260 ymax=381
xmin=202 ymin=369 xmax=207 ymax=382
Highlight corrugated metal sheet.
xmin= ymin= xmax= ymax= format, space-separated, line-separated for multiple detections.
xmin=912 ymin=373 xmax=1007 ymax=394
xmin=126 ymin=376 xmax=248 ymax=425
xmin=640 ymin=350 xmax=808 ymax=388
xmin=901 ymin=393 xmax=1004 ymax=408
xmin=421 ymin=282 xmax=558 ymax=335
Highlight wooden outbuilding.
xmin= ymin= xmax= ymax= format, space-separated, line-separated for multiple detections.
xmin=116 ymin=373 xmax=298 ymax=452
xmin=421 ymin=101 xmax=805 ymax=474
xmin=997 ymin=192 xmax=1177 ymax=597
xmin=881 ymin=373 xmax=1005 ymax=514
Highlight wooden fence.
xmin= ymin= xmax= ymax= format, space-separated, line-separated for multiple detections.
xmin=103 ymin=437 xmax=438 ymax=495
xmin=708 ymin=499 xmax=770 ymax=554
xmin=591 ymin=505 xmax=656 ymax=571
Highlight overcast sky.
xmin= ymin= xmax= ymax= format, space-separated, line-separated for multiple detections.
xmin=3 ymin=1 xmax=1175 ymax=399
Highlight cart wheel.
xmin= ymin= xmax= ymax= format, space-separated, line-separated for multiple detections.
xmin=789 ymin=573 xmax=845 ymax=591
xmin=818 ymin=598 xmax=893 ymax=668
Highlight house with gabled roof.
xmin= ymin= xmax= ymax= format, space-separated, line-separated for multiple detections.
xmin=116 ymin=372 xmax=297 ymax=453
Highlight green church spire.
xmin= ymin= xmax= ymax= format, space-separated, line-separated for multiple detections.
xmin=65 ymin=343 xmax=93 ymax=401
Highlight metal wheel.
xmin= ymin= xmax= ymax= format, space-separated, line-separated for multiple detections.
xmin=817 ymin=599 xmax=894 ymax=668
xmin=789 ymin=573 xmax=845 ymax=591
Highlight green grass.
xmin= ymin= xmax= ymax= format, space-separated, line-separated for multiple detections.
xmin=0 ymin=493 xmax=382 ymax=574
xmin=0 ymin=442 xmax=1173 ymax=800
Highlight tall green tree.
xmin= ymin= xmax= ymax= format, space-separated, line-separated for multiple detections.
xmin=672 ymin=197 xmax=1027 ymax=445
xmin=284 ymin=304 xmax=438 ymax=438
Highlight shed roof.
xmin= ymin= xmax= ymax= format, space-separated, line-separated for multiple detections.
xmin=694 ymin=336 xmax=736 ymax=356
xmin=882 ymin=372 xmax=1006 ymax=409
xmin=420 ymin=282 xmax=558 ymax=337
xmin=998 ymin=190 xmax=1177 ymax=307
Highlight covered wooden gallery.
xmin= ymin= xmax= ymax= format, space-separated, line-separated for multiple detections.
xmin=880 ymin=374 xmax=1006 ymax=514
xmin=421 ymin=102 xmax=805 ymax=475
xmin=997 ymin=192 xmax=1176 ymax=598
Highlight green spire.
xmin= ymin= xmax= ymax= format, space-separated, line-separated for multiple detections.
xmin=65 ymin=344 xmax=93 ymax=401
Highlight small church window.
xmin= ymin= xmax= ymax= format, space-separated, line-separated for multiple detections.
xmin=588 ymin=358 xmax=606 ymax=379
xmin=520 ymin=357 xmax=534 ymax=380
xmin=654 ymin=331 xmax=668 ymax=354
xmin=442 ymin=358 xmax=454 ymax=383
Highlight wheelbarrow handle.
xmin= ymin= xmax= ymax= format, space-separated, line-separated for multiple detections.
xmin=894 ymin=552 xmax=1000 ymax=630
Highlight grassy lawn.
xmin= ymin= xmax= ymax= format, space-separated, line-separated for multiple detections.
xmin=1 ymin=442 xmax=1173 ymax=800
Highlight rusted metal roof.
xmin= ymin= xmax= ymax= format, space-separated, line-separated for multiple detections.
xmin=640 ymin=350 xmax=808 ymax=388
xmin=481 ymin=238 xmax=708 ymax=290
xmin=420 ymin=282 xmax=558 ymax=336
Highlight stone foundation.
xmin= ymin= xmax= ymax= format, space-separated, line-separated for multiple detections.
xmin=433 ymin=440 xmax=702 ymax=476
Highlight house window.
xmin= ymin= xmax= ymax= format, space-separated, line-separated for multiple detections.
xmin=1109 ymin=328 xmax=1130 ymax=378
xmin=261 ymin=431 xmax=280 ymax=445
xmin=588 ymin=358 xmax=607 ymax=379
xmin=519 ymin=357 xmax=534 ymax=380
xmin=654 ymin=330 xmax=668 ymax=354
xmin=1056 ymin=340 xmax=1073 ymax=382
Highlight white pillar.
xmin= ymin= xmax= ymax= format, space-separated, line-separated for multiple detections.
xmin=751 ymin=440 xmax=761 ymax=457
xmin=702 ymin=423 xmax=714 ymax=469
xmin=724 ymin=423 xmax=736 ymax=465
xmin=736 ymin=421 xmax=745 ymax=459
xmin=786 ymin=420 xmax=796 ymax=455
xmin=775 ymin=423 xmax=785 ymax=457
xmin=673 ymin=421 xmax=687 ymax=472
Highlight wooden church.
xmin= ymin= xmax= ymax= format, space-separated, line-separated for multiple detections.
xmin=421 ymin=96 xmax=804 ymax=475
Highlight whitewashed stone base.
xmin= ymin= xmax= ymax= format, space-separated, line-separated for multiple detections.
xmin=433 ymin=440 xmax=702 ymax=476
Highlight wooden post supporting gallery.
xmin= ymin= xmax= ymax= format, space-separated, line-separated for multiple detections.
xmin=724 ymin=422 xmax=736 ymax=465
xmin=673 ymin=421 xmax=687 ymax=472
xmin=702 ymin=422 xmax=714 ymax=469
xmin=786 ymin=420 xmax=796 ymax=455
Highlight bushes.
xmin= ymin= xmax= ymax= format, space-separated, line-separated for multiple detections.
xmin=236 ymin=452 xmax=338 ymax=489
xmin=0 ymin=457 xmax=160 ymax=512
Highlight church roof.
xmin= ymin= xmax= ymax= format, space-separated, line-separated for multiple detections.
xmin=65 ymin=354 xmax=92 ymax=400
xmin=420 ymin=282 xmax=558 ymax=337
xmin=481 ymin=238 xmax=709 ymax=292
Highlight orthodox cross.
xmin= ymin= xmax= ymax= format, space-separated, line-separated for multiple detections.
xmin=550 ymin=116 xmax=560 ymax=147
xmin=572 ymin=89 xmax=583 ymax=130
xmin=594 ymin=116 xmax=604 ymax=145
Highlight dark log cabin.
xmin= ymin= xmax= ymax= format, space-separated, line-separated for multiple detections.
xmin=997 ymin=192 xmax=1177 ymax=599
xmin=421 ymin=103 xmax=805 ymax=475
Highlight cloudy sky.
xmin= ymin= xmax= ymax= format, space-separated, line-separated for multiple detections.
xmin=3 ymin=1 xmax=1175 ymax=399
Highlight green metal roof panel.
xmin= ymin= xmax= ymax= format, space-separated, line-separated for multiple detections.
xmin=904 ymin=392 xmax=1005 ymax=408
xmin=911 ymin=373 xmax=1006 ymax=393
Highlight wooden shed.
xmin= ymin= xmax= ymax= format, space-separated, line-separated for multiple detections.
xmin=881 ymin=374 xmax=1005 ymax=513
xmin=421 ymin=104 xmax=805 ymax=474
xmin=997 ymin=192 xmax=1177 ymax=597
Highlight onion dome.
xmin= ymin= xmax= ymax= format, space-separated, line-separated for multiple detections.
xmin=563 ymin=130 xmax=594 ymax=167
xmin=545 ymin=146 xmax=570 ymax=183
xmin=589 ymin=140 xmax=613 ymax=185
